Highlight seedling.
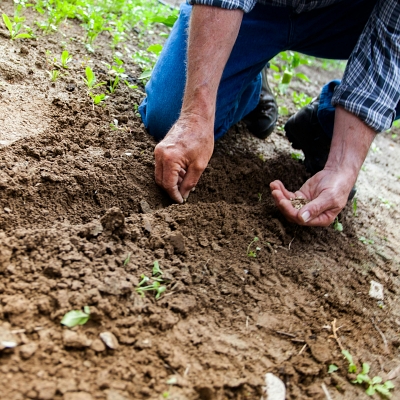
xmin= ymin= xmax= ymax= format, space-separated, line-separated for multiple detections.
xmin=379 ymin=197 xmax=393 ymax=209
xmin=89 ymin=92 xmax=106 ymax=105
xmin=342 ymin=350 xmax=395 ymax=397
xmin=152 ymin=260 xmax=163 ymax=277
xmin=247 ymin=237 xmax=260 ymax=258
xmin=370 ymin=143 xmax=380 ymax=153
xmin=61 ymin=306 xmax=90 ymax=327
xmin=257 ymin=193 xmax=262 ymax=202
xmin=108 ymin=75 xmax=120 ymax=94
xmin=292 ymin=91 xmax=312 ymax=109
xmin=47 ymin=69 xmax=60 ymax=82
xmin=2 ymin=12 xmax=32 ymax=40
xmin=123 ymin=253 xmax=131 ymax=266
xmin=60 ymin=50 xmax=72 ymax=69
xmin=291 ymin=152 xmax=304 ymax=161
xmin=125 ymin=80 xmax=138 ymax=90
xmin=136 ymin=262 xmax=167 ymax=300
xmin=333 ymin=217 xmax=343 ymax=232
xmin=82 ymin=66 xmax=105 ymax=90
xmin=342 ymin=350 xmax=357 ymax=373
xmin=359 ymin=236 xmax=374 ymax=245
xmin=328 ymin=364 xmax=338 ymax=374
xmin=352 ymin=197 xmax=358 ymax=217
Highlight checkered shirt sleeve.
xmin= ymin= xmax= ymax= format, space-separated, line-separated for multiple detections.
xmin=187 ymin=0 xmax=257 ymax=13
xmin=332 ymin=0 xmax=400 ymax=132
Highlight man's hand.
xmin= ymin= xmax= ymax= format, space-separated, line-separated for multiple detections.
xmin=152 ymin=6 xmax=243 ymax=202
xmin=271 ymin=106 xmax=377 ymax=227
xmin=270 ymin=168 xmax=354 ymax=226
xmin=154 ymin=115 xmax=214 ymax=203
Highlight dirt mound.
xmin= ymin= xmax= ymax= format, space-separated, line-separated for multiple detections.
xmin=1 ymin=2 xmax=400 ymax=400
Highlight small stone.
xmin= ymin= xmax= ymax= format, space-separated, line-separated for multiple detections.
xmin=376 ymin=251 xmax=392 ymax=261
xmin=198 ymin=237 xmax=209 ymax=247
xmin=369 ymin=280 xmax=384 ymax=300
xmin=57 ymin=378 xmax=77 ymax=394
xmin=100 ymin=332 xmax=119 ymax=349
xmin=142 ymin=216 xmax=152 ymax=233
xmin=264 ymin=373 xmax=286 ymax=400
xmin=63 ymin=330 xmax=91 ymax=348
xmin=19 ymin=342 xmax=38 ymax=359
xmin=91 ymin=338 xmax=106 ymax=352
xmin=167 ymin=231 xmax=186 ymax=253
xmin=35 ymin=381 xmax=57 ymax=400
xmin=140 ymin=200 xmax=152 ymax=214
xmin=106 ymin=389 xmax=127 ymax=400
xmin=3 ymin=207 xmax=11 ymax=213
xmin=211 ymin=242 xmax=222 ymax=252
xmin=64 ymin=392 xmax=93 ymax=400
xmin=0 ymin=324 xmax=18 ymax=350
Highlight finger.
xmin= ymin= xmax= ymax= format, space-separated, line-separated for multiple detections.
xmin=162 ymin=167 xmax=184 ymax=203
xmin=270 ymin=180 xmax=296 ymax=200
xmin=179 ymin=164 xmax=203 ymax=200
xmin=276 ymin=198 xmax=300 ymax=224
xmin=154 ymin=148 xmax=164 ymax=187
xmin=179 ymin=168 xmax=186 ymax=178
xmin=296 ymin=195 xmax=341 ymax=226
xmin=177 ymin=176 xmax=183 ymax=186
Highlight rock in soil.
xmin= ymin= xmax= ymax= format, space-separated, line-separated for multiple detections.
xmin=100 ymin=331 xmax=119 ymax=349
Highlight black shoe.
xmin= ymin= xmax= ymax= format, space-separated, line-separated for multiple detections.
xmin=285 ymin=98 xmax=357 ymax=201
xmin=243 ymin=85 xmax=278 ymax=140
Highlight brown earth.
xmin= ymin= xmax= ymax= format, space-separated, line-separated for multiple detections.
xmin=1 ymin=2 xmax=400 ymax=400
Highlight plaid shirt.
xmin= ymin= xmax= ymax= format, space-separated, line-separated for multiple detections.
xmin=188 ymin=0 xmax=400 ymax=132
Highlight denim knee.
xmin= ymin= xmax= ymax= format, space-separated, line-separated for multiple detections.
xmin=139 ymin=94 xmax=180 ymax=142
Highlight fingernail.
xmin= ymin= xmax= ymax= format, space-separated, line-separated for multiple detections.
xmin=301 ymin=211 xmax=311 ymax=222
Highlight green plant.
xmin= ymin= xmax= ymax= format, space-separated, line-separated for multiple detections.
xmin=352 ymin=197 xmax=358 ymax=217
xmin=89 ymin=92 xmax=106 ymax=105
xmin=61 ymin=306 xmax=90 ymax=327
xmin=328 ymin=364 xmax=339 ymax=374
xmin=379 ymin=197 xmax=393 ymax=209
xmin=136 ymin=261 xmax=167 ymax=300
xmin=247 ymin=237 xmax=260 ymax=258
xmin=291 ymin=152 xmax=304 ymax=161
xmin=270 ymin=51 xmax=310 ymax=94
xmin=108 ymin=75 xmax=120 ymax=93
xmin=83 ymin=66 xmax=105 ymax=90
xmin=342 ymin=350 xmax=357 ymax=373
xmin=47 ymin=69 xmax=60 ymax=82
xmin=60 ymin=50 xmax=72 ymax=69
xmin=152 ymin=260 xmax=163 ymax=277
xmin=342 ymin=351 xmax=395 ymax=397
xmin=333 ymin=217 xmax=343 ymax=232
xmin=2 ymin=11 xmax=32 ymax=40
xmin=123 ymin=253 xmax=131 ymax=266
xmin=359 ymin=236 xmax=374 ymax=245
xmin=292 ymin=91 xmax=312 ymax=109
xmin=257 ymin=193 xmax=262 ymax=202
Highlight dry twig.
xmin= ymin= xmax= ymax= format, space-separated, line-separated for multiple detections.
xmin=330 ymin=318 xmax=344 ymax=351
xmin=321 ymin=383 xmax=333 ymax=400
xmin=371 ymin=318 xmax=389 ymax=354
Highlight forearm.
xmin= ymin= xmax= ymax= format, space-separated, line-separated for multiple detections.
xmin=325 ymin=106 xmax=376 ymax=184
xmin=181 ymin=5 xmax=243 ymax=121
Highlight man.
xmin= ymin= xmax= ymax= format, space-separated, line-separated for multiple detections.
xmin=139 ymin=0 xmax=400 ymax=227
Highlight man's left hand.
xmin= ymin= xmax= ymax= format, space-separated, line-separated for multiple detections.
xmin=270 ymin=168 xmax=355 ymax=226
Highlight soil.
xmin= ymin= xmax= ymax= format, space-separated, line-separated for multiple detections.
xmin=1 ymin=2 xmax=400 ymax=400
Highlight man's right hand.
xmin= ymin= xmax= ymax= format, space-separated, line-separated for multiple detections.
xmin=154 ymin=114 xmax=214 ymax=203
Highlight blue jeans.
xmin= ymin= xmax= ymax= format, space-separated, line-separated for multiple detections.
xmin=139 ymin=0 xmax=378 ymax=141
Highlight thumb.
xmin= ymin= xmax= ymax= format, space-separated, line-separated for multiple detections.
xmin=298 ymin=194 xmax=337 ymax=226
xmin=179 ymin=165 xmax=202 ymax=200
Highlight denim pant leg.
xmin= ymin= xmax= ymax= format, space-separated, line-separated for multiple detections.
xmin=139 ymin=0 xmax=378 ymax=142
xmin=318 ymin=80 xmax=400 ymax=137
xmin=139 ymin=2 xmax=288 ymax=142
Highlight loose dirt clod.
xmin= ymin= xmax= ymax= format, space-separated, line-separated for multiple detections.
xmin=290 ymin=197 xmax=310 ymax=209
